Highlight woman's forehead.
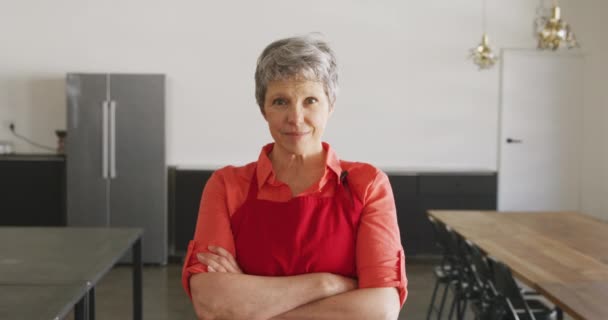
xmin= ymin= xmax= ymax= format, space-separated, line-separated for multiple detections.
xmin=266 ymin=78 xmax=325 ymax=94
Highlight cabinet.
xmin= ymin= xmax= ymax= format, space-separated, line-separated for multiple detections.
xmin=387 ymin=175 xmax=419 ymax=255
xmin=168 ymin=168 xmax=213 ymax=257
xmin=0 ymin=155 xmax=66 ymax=226
xmin=415 ymin=174 xmax=497 ymax=255
xmin=380 ymin=172 xmax=497 ymax=256
xmin=169 ymin=169 xmax=497 ymax=259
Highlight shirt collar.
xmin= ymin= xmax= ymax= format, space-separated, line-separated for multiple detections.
xmin=256 ymin=143 xmax=276 ymax=188
xmin=323 ymin=142 xmax=343 ymax=179
xmin=256 ymin=142 xmax=343 ymax=189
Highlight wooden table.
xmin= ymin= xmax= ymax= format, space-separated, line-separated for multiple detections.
xmin=428 ymin=210 xmax=608 ymax=320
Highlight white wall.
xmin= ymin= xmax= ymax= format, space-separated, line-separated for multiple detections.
xmin=1 ymin=1 xmax=605 ymax=217
xmin=570 ymin=0 xmax=608 ymax=220
xmin=0 ymin=0 xmax=548 ymax=169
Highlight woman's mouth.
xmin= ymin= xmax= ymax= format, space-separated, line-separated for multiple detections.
xmin=283 ymin=131 xmax=310 ymax=136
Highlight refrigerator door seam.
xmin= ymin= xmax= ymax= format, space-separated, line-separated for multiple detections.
xmin=109 ymin=100 xmax=117 ymax=179
xmin=102 ymin=100 xmax=109 ymax=179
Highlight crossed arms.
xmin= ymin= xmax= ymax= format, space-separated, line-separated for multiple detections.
xmin=189 ymin=245 xmax=400 ymax=320
xmin=186 ymin=168 xmax=406 ymax=319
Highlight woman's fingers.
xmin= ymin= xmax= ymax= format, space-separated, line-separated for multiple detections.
xmin=209 ymin=246 xmax=243 ymax=273
xmin=196 ymin=252 xmax=229 ymax=273
xmin=196 ymin=246 xmax=243 ymax=274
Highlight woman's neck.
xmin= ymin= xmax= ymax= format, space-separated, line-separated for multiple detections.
xmin=269 ymin=144 xmax=326 ymax=185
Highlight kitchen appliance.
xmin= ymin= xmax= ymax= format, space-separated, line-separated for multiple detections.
xmin=0 ymin=141 xmax=14 ymax=154
xmin=66 ymin=73 xmax=167 ymax=264
xmin=55 ymin=130 xmax=66 ymax=154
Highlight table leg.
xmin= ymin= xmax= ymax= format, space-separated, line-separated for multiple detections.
xmin=74 ymin=291 xmax=89 ymax=320
xmin=133 ymin=238 xmax=142 ymax=320
xmin=89 ymin=286 xmax=95 ymax=320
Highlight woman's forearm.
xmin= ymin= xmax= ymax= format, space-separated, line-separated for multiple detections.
xmin=190 ymin=272 xmax=356 ymax=320
xmin=271 ymin=287 xmax=401 ymax=320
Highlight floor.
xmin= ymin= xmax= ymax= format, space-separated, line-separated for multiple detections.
xmin=64 ymin=258 xmax=571 ymax=320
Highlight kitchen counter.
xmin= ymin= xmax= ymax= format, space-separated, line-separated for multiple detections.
xmin=0 ymin=154 xmax=66 ymax=226
xmin=167 ymin=167 xmax=498 ymax=257
xmin=173 ymin=164 xmax=496 ymax=176
xmin=0 ymin=153 xmax=65 ymax=161
xmin=381 ymin=167 xmax=496 ymax=176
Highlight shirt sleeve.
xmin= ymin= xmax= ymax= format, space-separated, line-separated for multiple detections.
xmin=181 ymin=170 xmax=236 ymax=299
xmin=356 ymin=169 xmax=408 ymax=307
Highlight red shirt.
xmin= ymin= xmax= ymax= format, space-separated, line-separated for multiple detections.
xmin=182 ymin=142 xmax=407 ymax=306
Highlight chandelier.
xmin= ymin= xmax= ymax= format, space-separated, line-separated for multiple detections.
xmin=536 ymin=1 xmax=578 ymax=50
xmin=470 ymin=0 xmax=498 ymax=70
xmin=470 ymin=33 xmax=499 ymax=70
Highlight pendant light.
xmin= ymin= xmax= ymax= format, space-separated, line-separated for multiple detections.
xmin=470 ymin=0 xmax=498 ymax=70
xmin=536 ymin=0 xmax=578 ymax=50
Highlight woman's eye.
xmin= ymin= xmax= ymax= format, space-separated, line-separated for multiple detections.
xmin=305 ymin=97 xmax=318 ymax=104
xmin=272 ymin=98 xmax=287 ymax=106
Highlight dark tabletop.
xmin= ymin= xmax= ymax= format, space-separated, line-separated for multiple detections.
xmin=0 ymin=283 xmax=89 ymax=320
xmin=0 ymin=227 xmax=142 ymax=285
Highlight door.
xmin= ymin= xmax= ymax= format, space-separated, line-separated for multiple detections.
xmin=498 ymin=50 xmax=583 ymax=211
xmin=66 ymin=73 xmax=111 ymax=226
xmin=108 ymin=74 xmax=167 ymax=264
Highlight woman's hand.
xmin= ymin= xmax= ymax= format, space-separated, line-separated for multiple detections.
xmin=327 ymin=274 xmax=358 ymax=294
xmin=197 ymin=245 xmax=243 ymax=273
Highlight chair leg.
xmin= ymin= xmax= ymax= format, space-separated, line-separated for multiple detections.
xmin=459 ymin=298 xmax=468 ymax=320
xmin=426 ymin=278 xmax=442 ymax=320
xmin=438 ymin=282 xmax=451 ymax=319
xmin=448 ymin=286 xmax=460 ymax=320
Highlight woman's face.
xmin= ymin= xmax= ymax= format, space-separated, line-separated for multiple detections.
xmin=263 ymin=78 xmax=333 ymax=156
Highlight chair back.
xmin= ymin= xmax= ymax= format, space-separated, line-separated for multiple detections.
xmin=428 ymin=217 xmax=458 ymax=267
xmin=428 ymin=216 xmax=449 ymax=252
xmin=488 ymin=257 xmax=536 ymax=320
xmin=468 ymin=242 xmax=493 ymax=290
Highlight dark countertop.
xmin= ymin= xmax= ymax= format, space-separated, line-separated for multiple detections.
xmin=172 ymin=165 xmax=497 ymax=176
xmin=0 ymin=153 xmax=65 ymax=161
xmin=382 ymin=168 xmax=497 ymax=176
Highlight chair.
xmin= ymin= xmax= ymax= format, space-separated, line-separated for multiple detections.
xmin=426 ymin=217 xmax=460 ymax=320
xmin=445 ymin=231 xmax=485 ymax=320
xmin=488 ymin=257 xmax=559 ymax=320
xmin=467 ymin=242 xmax=506 ymax=320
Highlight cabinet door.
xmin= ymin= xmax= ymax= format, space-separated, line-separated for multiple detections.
xmin=387 ymin=175 xmax=422 ymax=256
xmin=172 ymin=170 xmax=214 ymax=256
xmin=408 ymin=174 xmax=497 ymax=255
xmin=389 ymin=175 xmax=492 ymax=255
xmin=0 ymin=159 xmax=65 ymax=226
xmin=108 ymin=74 xmax=166 ymax=264
xmin=66 ymin=73 xmax=110 ymax=226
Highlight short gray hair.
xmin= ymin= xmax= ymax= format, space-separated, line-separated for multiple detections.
xmin=254 ymin=34 xmax=338 ymax=112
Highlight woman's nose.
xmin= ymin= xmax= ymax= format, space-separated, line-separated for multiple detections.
xmin=286 ymin=104 xmax=304 ymax=124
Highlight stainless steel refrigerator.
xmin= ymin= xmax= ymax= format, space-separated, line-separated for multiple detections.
xmin=66 ymin=73 xmax=167 ymax=264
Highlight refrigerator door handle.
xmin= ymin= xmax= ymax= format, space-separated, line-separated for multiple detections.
xmin=102 ymin=100 xmax=109 ymax=179
xmin=110 ymin=100 xmax=117 ymax=179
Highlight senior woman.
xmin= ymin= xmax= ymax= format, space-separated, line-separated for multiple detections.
xmin=182 ymin=34 xmax=407 ymax=320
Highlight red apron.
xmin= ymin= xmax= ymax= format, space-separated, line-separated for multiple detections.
xmin=230 ymin=168 xmax=363 ymax=278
